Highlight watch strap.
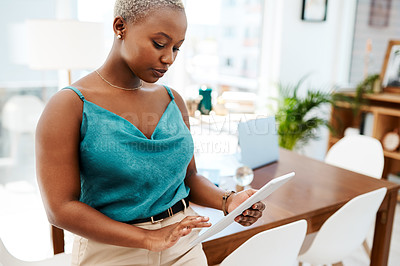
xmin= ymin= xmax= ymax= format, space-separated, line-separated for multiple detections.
xmin=222 ymin=190 xmax=235 ymax=216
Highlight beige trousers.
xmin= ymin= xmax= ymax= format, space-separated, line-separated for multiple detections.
xmin=71 ymin=207 xmax=207 ymax=266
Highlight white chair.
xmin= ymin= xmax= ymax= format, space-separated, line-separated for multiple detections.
xmin=0 ymin=95 xmax=44 ymax=166
xmin=325 ymin=134 xmax=384 ymax=179
xmin=220 ymin=219 xmax=307 ymax=266
xmin=325 ymin=134 xmax=385 ymax=257
xmin=0 ymin=237 xmax=71 ymax=266
xmin=297 ymin=187 xmax=387 ymax=266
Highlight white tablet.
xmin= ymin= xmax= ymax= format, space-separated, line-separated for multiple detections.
xmin=189 ymin=172 xmax=295 ymax=247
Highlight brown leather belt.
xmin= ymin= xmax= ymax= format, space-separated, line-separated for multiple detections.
xmin=126 ymin=197 xmax=189 ymax=224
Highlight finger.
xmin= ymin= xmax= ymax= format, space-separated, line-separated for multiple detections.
xmin=240 ymin=222 xmax=252 ymax=227
xmin=180 ymin=216 xmax=206 ymax=222
xmin=178 ymin=216 xmax=211 ymax=230
xmin=172 ymin=224 xmax=193 ymax=238
xmin=251 ymin=202 xmax=264 ymax=210
xmin=240 ymin=216 xmax=257 ymax=223
xmin=242 ymin=209 xmax=262 ymax=218
xmin=190 ymin=216 xmax=211 ymax=224
xmin=179 ymin=222 xmax=211 ymax=237
xmin=169 ymin=225 xmax=186 ymax=241
xmin=183 ymin=216 xmax=210 ymax=222
xmin=235 ymin=215 xmax=257 ymax=224
xmin=181 ymin=226 xmax=192 ymax=236
xmin=235 ymin=217 xmax=254 ymax=227
xmin=251 ymin=202 xmax=266 ymax=211
xmin=178 ymin=216 xmax=209 ymax=229
xmin=180 ymin=220 xmax=210 ymax=231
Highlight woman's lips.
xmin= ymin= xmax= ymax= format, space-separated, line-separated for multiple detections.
xmin=152 ymin=68 xmax=167 ymax=78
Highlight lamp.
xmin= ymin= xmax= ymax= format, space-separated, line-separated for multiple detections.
xmin=27 ymin=19 xmax=105 ymax=87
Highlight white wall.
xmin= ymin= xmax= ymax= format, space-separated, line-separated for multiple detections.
xmin=278 ymin=0 xmax=357 ymax=88
xmin=350 ymin=0 xmax=400 ymax=84
xmin=261 ymin=0 xmax=357 ymax=160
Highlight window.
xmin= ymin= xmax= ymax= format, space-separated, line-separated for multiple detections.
xmin=183 ymin=0 xmax=264 ymax=94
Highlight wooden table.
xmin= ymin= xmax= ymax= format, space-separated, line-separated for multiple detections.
xmin=198 ymin=149 xmax=400 ymax=266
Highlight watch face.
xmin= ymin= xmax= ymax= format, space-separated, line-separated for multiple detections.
xmin=383 ymin=132 xmax=400 ymax=151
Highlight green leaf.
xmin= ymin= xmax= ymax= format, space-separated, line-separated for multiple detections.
xmin=272 ymin=75 xmax=332 ymax=150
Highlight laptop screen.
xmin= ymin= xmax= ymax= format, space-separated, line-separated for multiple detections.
xmin=237 ymin=116 xmax=279 ymax=169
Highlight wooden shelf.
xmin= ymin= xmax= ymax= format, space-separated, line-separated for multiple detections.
xmin=361 ymin=93 xmax=400 ymax=104
xmin=334 ymin=101 xmax=372 ymax=112
xmin=384 ymin=150 xmax=400 ymax=160
xmin=334 ymin=100 xmax=400 ymax=116
xmin=330 ymin=92 xmax=400 ymax=179
xmin=372 ymin=106 xmax=400 ymax=117
xmin=337 ymin=91 xmax=400 ymax=104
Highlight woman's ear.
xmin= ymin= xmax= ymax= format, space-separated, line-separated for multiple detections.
xmin=113 ymin=16 xmax=127 ymax=38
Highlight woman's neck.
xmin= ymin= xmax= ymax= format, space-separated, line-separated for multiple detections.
xmin=99 ymin=44 xmax=141 ymax=88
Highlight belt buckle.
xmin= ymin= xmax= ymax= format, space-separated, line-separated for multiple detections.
xmin=167 ymin=207 xmax=174 ymax=217
xmin=150 ymin=207 xmax=174 ymax=224
xmin=150 ymin=216 xmax=164 ymax=224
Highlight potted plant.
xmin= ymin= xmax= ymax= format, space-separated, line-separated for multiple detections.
xmin=273 ymin=77 xmax=333 ymax=151
xmin=332 ymin=73 xmax=380 ymax=118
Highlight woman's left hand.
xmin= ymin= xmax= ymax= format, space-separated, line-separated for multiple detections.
xmin=226 ymin=189 xmax=266 ymax=226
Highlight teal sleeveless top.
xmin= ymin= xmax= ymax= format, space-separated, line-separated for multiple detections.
xmin=64 ymin=86 xmax=193 ymax=222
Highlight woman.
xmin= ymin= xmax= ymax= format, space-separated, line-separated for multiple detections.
xmin=35 ymin=0 xmax=265 ymax=265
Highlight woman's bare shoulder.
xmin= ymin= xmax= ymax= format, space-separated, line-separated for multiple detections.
xmin=167 ymin=87 xmax=187 ymax=113
xmin=35 ymin=89 xmax=83 ymax=156
xmin=46 ymin=88 xmax=83 ymax=113
xmin=38 ymin=88 xmax=84 ymax=132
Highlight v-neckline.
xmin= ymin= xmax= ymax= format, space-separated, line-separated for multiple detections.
xmin=84 ymin=99 xmax=174 ymax=140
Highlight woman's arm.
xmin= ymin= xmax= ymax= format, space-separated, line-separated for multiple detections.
xmin=172 ymin=89 xmax=265 ymax=226
xmin=36 ymin=90 xmax=209 ymax=251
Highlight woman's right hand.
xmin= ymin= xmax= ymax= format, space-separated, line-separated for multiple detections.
xmin=145 ymin=216 xmax=211 ymax=251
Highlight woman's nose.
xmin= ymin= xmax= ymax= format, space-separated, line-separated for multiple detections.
xmin=161 ymin=50 xmax=175 ymax=65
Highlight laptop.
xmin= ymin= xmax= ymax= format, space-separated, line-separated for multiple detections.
xmin=237 ymin=116 xmax=279 ymax=169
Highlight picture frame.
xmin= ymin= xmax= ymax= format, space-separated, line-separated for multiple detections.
xmin=381 ymin=40 xmax=400 ymax=93
xmin=301 ymin=0 xmax=328 ymax=22
xmin=369 ymin=0 xmax=392 ymax=27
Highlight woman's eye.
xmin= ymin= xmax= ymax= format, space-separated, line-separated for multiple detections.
xmin=153 ymin=41 xmax=165 ymax=49
xmin=173 ymin=47 xmax=180 ymax=52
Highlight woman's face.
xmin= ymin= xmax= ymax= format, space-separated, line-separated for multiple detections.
xmin=120 ymin=8 xmax=187 ymax=83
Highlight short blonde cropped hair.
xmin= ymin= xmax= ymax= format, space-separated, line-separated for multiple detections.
xmin=114 ymin=0 xmax=185 ymax=23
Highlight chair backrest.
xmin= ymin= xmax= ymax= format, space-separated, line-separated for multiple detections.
xmin=0 ymin=237 xmax=19 ymax=266
xmin=2 ymin=95 xmax=45 ymax=134
xmin=325 ymin=135 xmax=384 ymax=179
xmin=0 ymin=237 xmax=71 ymax=266
xmin=220 ymin=219 xmax=307 ymax=266
xmin=298 ymin=187 xmax=387 ymax=265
